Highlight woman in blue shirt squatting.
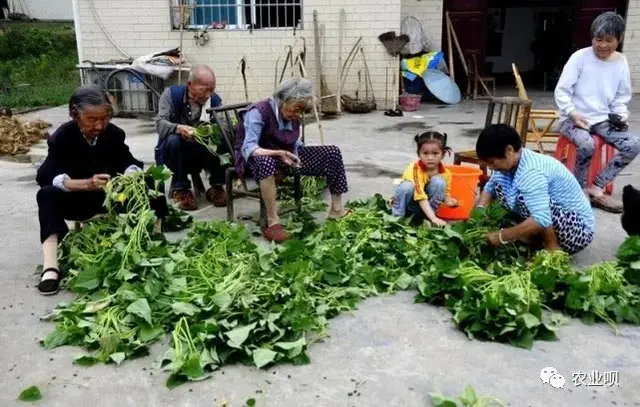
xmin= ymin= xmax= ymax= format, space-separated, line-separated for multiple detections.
xmin=234 ymin=77 xmax=349 ymax=243
xmin=476 ymin=124 xmax=595 ymax=255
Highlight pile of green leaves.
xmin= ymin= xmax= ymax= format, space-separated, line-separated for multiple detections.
xmin=277 ymin=176 xmax=329 ymax=212
xmin=40 ymin=169 xmax=640 ymax=388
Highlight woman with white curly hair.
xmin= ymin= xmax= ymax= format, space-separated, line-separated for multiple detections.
xmin=234 ymin=77 xmax=349 ymax=242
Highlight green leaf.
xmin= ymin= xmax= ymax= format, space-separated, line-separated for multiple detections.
xmin=253 ymin=348 xmax=277 ymax=368
xmin=211 ymin=292 xmax=232 ymax=312
xmin=139 ymin=325 xmax=164 ymax=342
xmin=181 ymin=357 xmax=205 ymax=379
xmin=520 ymin=313 xmax=541 ymax=329
xmin=83 ymin=298 xmax=111 ymax=314
xmin=394 ymin=272 xmax=414 ymax=290
xmin=72 ymin=267 xmax=100 ymax=291
xmin=219 ymin=153 xmax=231 ymax=166
xmin=225 ymin=323 xmax=257 ymax=348
xmin=246 ymin=398 xmax=256 ymax=407
xmin=126 ymin=298 xmax=152 ymax=325
xmin=146 ymin=164 xmax=172 ymax=182
xmin=171 ymin=302 xmax=200 ymax=316
xmin=109 ymin=352 xmax=126 ymax=365
xmin=18 ymin=385 xmax=42 ymax=402
xmin=458 ymin=385 xmax=478 ymax=406
xmin=429 ymin=392 xmax=458 ymax=407
xmin=166 ymin=373 xmax=187 ymax=389
xmin=73 ymin=355 xmax=99 ymax=367
xmin=275 ymin=337 xmax=306 ymax=350
xmin=42 ymin=328 xmax=71 ymax=349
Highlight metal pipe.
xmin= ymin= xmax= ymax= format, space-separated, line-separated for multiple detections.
xmin=71 ymin=0 xmax=84 ymax=66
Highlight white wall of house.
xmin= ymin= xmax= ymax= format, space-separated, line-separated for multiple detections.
xmin=75 ymin=0 xmax=443 ymax=105
xmin=19 ymin=0 xmax=73 ymax=20
xmin=624 ymin=0 xmax=640 ymax=92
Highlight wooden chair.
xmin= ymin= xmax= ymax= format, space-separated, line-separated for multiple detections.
xmin=467 ymin=54 xmax=496 ymax=100
xmin=454 ymin=97 xmax=532 ymax=187
xmin=208 ymin=103 xmax=303 ymax=229
xmin=512 ymin=63 xmax=560 ymax=155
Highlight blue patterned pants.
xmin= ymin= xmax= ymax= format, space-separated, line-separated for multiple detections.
xmin=495 ymin=184 xmax=594 ymax=254
xmin=559 ymin=120 xmax=640 ymax=188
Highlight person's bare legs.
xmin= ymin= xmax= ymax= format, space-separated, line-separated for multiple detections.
xmin=41 ymin=235 xmax=59 ymax=282
xmin=327 ymin=193 xmax=347 ymax=219
xmin=259 ymin=176 xmax=280 ymax=226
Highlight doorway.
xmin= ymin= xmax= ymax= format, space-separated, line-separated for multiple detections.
xmin=485 ymin=0 xmax=574 ymax=90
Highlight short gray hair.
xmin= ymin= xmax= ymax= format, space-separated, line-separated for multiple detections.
xmin=68 ymin=85 xmax=111 ymax=115
xmin=188 ymin=64 xmax=215 ymax=84
xmin=273 ymin=77 xmax=313 ymax=104
xmin=591 ymin=11 xmax=625 ymax=40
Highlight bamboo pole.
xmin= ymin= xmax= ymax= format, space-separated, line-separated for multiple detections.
xmin=295 ymin=54 xmax=325 ymax=145
xmin=446 ymin=14 xmax=454 ymax=80
xmin=446 ymin=12 xmax=469 ymax=76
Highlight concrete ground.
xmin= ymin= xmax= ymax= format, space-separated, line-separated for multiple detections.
xmin=1 ymin=92 xmax=639 ymax=406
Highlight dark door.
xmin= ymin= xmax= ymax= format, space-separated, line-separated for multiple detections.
xmin=572 ymin=0 xmax=628 ymax=50
xmin=443 ymin=0 xmax=488 ymax=90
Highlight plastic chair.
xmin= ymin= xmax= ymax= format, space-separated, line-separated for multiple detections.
xmin=554 ymin=134 xmax=616 ymax=194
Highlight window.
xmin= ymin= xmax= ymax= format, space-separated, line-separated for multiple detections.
xmin=171 ymin=0 xmax=302 ymax=30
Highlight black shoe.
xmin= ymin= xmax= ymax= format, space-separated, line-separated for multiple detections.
xmin=38 ymin=267 xmax=62 ymax=296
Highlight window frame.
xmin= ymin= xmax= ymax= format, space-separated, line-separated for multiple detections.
xmin=170 ymin=0 xmax=304 ymax=31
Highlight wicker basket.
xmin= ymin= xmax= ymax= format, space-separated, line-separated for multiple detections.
xmin=341 ymin=95 xmax=376 ymax=113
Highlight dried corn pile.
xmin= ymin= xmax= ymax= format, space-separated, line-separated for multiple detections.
xmin=0 ymin=116 xmax=51 ymax=155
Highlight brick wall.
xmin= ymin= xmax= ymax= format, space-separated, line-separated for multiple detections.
xmin=625 ymin=0 xmax=640 ymax=92
xmin=77 ymin=0 xmax=414 ymax=105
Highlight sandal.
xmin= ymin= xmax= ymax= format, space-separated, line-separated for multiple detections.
xmin=590 ymin=194 xmax=623 ymax=214
xmin=327 ymin=208 xmax=353 ymax=219
xmin=263 ymin=224 xmax=289 ymax=243
xmin=383 ymin=108 xmax=404 ymax=117
xmin=38 ymin=267 xmax=62 ymax=296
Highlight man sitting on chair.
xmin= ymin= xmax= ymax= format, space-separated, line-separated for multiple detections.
xmin=155 ymin=64 xmax=228 ymax=210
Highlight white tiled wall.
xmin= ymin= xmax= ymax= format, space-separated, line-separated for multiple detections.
xmin=624 ymin=0 xmax=640 ymax=92
xmin=401 ymin=0 xmax=443 ymax=51
xmin=77 ymin=0 xmax=444 ymax=105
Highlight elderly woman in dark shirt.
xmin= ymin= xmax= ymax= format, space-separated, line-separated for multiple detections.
xmin=234 ymin=77 xmax=349 ymax=242
xmin=36 ymin=85 xmax=168 ymax=295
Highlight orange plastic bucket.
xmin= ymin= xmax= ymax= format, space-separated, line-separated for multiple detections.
xmin=436 ymin=164 xmax=483 ymax=221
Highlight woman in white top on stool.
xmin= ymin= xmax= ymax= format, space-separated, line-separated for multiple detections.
xmin=554 ymin=11 xmax=640 ymax=213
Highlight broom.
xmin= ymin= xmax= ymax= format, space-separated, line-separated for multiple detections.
xmin=378 ymin=31 xmax=409 ymax=113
